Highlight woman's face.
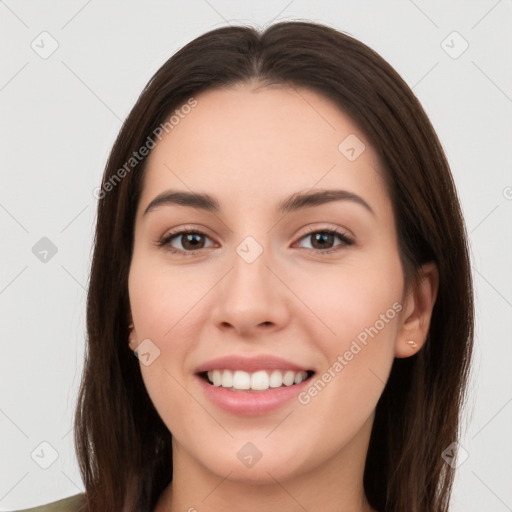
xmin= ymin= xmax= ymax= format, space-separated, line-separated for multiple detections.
xmin=128 ymin=83 xmax=423 ymax=486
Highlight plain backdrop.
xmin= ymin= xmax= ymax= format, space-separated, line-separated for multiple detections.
xmin=1 ymin=1 xmax=511 ymax=510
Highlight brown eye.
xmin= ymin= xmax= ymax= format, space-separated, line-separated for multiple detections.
xmin=158 ymin=227 xmax=354 ymax=256
xmin=296 ymin=229 xmax=354 ymax=254
xmin=159 ymin=230 xmax=214 ymax=254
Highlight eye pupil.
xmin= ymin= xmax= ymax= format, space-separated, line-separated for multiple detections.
xmin=163 ymin=228 xmax=350 ymax=256
xmin=182 ymin=233 xmax=204 ymax=250
xmin=311 ymin=232 xmax=333 ymax=249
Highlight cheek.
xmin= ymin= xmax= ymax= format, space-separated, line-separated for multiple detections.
xmin=128 ymin=254 xmax=210 ymax=341
xmin=295 ymin=257 xmax=403 ymax=346
xmin=128 ymin=256 xmax=214 ymax=421
xmin=128 ymin=261 xmax=199 ymax=437
xmin=292 ymin=253 xmax=403 ymax=406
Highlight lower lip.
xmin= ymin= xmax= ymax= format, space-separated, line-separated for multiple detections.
xmin=196 ymin=374 xmax=313 ymax=416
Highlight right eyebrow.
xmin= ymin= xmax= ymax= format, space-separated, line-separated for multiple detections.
xmin=143 ymin=190 xmax=219 ymax=216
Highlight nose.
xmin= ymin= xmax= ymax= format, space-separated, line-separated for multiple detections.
xmin=210 ymin=244 xmax=290 ymax=338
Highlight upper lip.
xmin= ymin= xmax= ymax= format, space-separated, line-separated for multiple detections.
xmin=195 ymin=355 xmax=313 ymax=374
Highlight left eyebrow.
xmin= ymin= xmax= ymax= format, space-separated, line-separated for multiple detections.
xmin=142 ymin=188 xmax=375 ymax=217
xmin=276 ymin=189 xmax=375 ymax=217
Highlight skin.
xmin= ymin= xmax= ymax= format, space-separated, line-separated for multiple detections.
xmin=127 ymin=82 xmax=439 ymax=512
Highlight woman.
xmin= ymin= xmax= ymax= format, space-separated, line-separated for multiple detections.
xmin=15 ymin=20 xmax=473 ymax=512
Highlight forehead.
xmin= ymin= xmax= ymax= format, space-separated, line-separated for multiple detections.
xmin=138 ymin=84 xmax=388 ymax=218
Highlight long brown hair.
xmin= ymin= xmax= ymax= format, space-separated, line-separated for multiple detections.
xmin=75 ymin=21 xmax=474 ymax=512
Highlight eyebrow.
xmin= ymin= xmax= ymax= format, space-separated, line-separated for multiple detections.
xmin=143 ymin=188 xmax=375 ymax=217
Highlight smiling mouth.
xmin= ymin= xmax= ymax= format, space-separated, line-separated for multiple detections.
xmin=198 ymin=369 xmax=315 ymax=392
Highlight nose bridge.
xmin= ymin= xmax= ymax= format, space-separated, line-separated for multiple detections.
xmin=211 ymin=230 xmax=288 ymax=333
xmin=229 ymin=232 xmax=274 ymax=302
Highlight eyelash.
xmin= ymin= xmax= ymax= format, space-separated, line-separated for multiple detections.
xmin=157 ymin=225 xmax=355 ymax=256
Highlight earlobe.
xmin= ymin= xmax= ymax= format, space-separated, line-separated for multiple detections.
xmin=395 ymin=262 xmax=439 ymax=358
xmin=128 ymin=320 xmax=138 ymax=352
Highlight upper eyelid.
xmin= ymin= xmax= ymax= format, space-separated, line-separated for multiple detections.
xmin=299 ymin=224 xmax=352 ymax=237
xmin=161 ymin=224 xmax=354 ymax=250
xmin=162 ymin=223 xmax=352 ymax=240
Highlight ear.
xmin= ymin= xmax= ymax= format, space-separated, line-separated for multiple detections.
xmin=395 ymin=262 xmax=439 ymax=358
xmin=127 ymin=314 xmax=138 ymax=352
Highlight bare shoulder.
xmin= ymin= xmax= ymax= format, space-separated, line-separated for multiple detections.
xmin=8 ymin=494 xmax=86 ymax=512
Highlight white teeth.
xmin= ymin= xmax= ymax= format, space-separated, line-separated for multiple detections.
xmin=269 ymin=370 xmax=283 ymax=388
xmin=294 ymin=372 xmax=304 ymax=384
xmin=221 ymin=369 xmax=233 ymax=388
xmin=232 ymin=370 xmax=251 ymax=389
xmin=251 ymin=370 xmax=269 ymax=390
xmin=205 ymin=369 xmax=309 ymax=391
xmin=283 ymin=370 xmax=295 ymax=386
xmin=212 ymin=370 xmax=222 ymax=387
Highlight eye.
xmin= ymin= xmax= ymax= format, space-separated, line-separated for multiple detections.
xmin=158 ymin=229 xmax=215 ymax=255
xmin=294 ymin=227 xmax=354 ymax=254
xmin=157 ymin=226 xmax=355 ymax=256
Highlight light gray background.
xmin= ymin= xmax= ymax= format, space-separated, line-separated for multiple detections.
xmin=1 ymin=1 xmax=511 ymax=510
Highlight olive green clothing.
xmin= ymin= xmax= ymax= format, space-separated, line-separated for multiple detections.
xmin=9 ymin=494 xmax=85 ymax=512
